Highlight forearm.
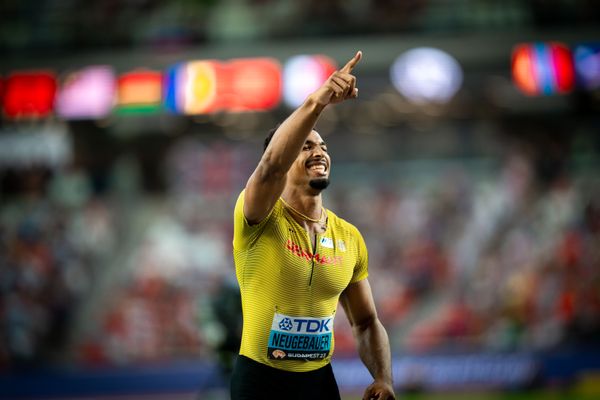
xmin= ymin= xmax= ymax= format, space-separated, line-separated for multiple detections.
xmin=354 ymin=317 xmax=393 ymax=385
xmin=261 ymin=96 xmax=325 ymax=173
xmin=259 ymin=50 xmax=361 ymax=175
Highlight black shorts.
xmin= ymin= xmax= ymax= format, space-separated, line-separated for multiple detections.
xmin=230 ymin=355 xmax=341 ymax=400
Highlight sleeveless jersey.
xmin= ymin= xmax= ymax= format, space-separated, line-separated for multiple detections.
xmin=232 ymin=190 xmax=368 ymax=372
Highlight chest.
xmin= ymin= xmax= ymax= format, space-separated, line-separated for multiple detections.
xmin=276 ymin=223 xmax=356 ymax=298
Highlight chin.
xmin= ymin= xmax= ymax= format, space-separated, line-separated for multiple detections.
xmin=309 ymin=178 xmax=330 ymax=191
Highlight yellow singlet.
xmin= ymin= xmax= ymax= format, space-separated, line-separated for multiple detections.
xmin=232 ymin=190 xmax=368 ymax=372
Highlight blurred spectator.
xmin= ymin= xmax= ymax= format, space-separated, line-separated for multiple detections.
xmin=0 ymin=166 xmax=115 ymax=368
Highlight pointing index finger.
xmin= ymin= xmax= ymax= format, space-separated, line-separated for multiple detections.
xmin=340 ymin=50 xmax=362 ymax=73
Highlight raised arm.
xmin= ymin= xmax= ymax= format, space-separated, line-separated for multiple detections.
xmin=340 ymin=279 xmax=395 ymax=400
xmin=243 ymin=51 xmax=362 ymax=224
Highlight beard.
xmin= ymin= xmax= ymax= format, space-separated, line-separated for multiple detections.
xmin=309 ymin=178 xmax=330 ymax=191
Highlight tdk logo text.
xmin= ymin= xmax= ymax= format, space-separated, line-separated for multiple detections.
xmin=271 ymin=312 xmax=335 ymax=335
xmin=286 ymin=318 xmax=331 ymax=333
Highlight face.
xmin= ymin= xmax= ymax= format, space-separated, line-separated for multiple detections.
xmin=288 ymin=130 xmax=331 ymax=192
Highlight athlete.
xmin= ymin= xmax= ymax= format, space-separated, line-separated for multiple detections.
xmin=231 ymin=51 xmax=395 ymax=400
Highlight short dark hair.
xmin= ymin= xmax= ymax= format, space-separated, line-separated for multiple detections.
xmin=263 ymin=123 xmax=281 ymax=153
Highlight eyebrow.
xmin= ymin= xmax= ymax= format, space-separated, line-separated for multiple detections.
xmin=304 ymin=139 xmax=327 ymax=146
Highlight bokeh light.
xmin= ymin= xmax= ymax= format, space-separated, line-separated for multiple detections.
xmin=390 ymin=48 xmax=463 ymax=104
xmin=283 ymin=55 xmax=337 ymax=108
xmin=574 ymin=43 xmax=600 ymax=90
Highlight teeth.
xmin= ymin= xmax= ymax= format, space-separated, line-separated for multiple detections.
xmin=310 ymin=165 xmax=326 ymax=172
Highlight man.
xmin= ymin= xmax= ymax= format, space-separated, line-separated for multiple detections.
xmin=231 ymin=51 xmax=395 ymax=400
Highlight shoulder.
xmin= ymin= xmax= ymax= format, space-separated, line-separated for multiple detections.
xmin=326 ymin=208 xmax=363 ymax=238
xmin=327 ymin=208 xmax=368 ymax=266
xmin=234 ymin=189 xmax=246 ymax=215
xmin=234 ymin=189 xmax=284 ymax=222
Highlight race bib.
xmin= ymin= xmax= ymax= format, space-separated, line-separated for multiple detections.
xmin=267 ymin=312 xmax=333 ymax=361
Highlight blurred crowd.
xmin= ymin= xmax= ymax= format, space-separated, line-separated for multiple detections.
xmin=4 ymin=0 xmax=599 ymax=54
xmin=1 ymin=132 xmax=599 ymax=370
xmin=349 ymin=152 xmax=600 ymax=354
xmin=0 ymin=167 xmax=116 ymax=368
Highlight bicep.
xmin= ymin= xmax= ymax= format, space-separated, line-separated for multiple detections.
xmin=243 ymin=164 xmax=287 ymax=225
xmin=340 ymin=278 xmax=378 ymax=330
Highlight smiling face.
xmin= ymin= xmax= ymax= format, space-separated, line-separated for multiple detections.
xmin=288 ymin=130 xmax=331 ymax=192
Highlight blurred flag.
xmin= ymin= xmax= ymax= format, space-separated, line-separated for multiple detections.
xmin=512 ymin=42 xmax=575 ymax=96
xmin=164 ymin=63 xmax=185 ymax=114
xmin=182 ymin=60 xmax=222 ymax=114
xmin=56 ymin=66 xmax=116 ymax=120
xmin=3 ymin=71 xmax=57 ymax=119
xmin=164 ymin=61 xmax=221 ymax=114
xmin=165 ymin=58 xmax=282 ymax=115
xmin=226 ymin=58 xmax=281 ymax=112
xmin=117 ymin=69 xmax=163 ymax=114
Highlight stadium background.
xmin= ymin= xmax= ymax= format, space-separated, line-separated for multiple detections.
xmin=1 ymin=1 xmax=600 ymax=399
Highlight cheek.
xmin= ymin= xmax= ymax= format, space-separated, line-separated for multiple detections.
xmin=291 ymin=160 xmax=307 ymax=177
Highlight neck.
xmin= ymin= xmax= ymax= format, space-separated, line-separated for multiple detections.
xmin=281 ymin=188 xmax=323 ymax=221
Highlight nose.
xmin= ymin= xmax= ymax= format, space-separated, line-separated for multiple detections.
xmin=311 ymin=146 xmax=326 ymax=158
